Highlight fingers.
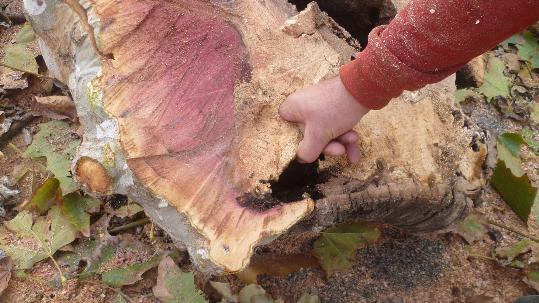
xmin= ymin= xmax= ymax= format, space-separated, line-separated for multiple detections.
xmin=297 ymin=128 xmax=328 ymax=163
xmin=338 ymin=131 xmax=359 ymax=144
xmin=321 ymin=130 xmax=360 ymax=163
xmin=297 ymin=128 xmax=360 ymax=163
xmin=345 ymin=141 xmax=360 ymax=163
xmin=323 ymin=141 xmax=346 ymax=156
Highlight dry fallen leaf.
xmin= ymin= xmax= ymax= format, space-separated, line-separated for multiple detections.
xmin=0 ymin=252 xmax=12 ymax=296
xmin=237 ymin=253 xmax=318 ymax=284
xmin=34 ymin=95 xmax=77 ymax=121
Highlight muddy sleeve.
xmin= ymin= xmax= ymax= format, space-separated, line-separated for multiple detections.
xmin=339 ymin=0 xmax=539 ymax=110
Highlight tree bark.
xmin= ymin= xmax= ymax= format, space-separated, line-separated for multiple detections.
xmin=25 ymin=0 xmax=486 ymax=273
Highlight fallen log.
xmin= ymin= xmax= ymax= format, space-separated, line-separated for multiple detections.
xmin=25 ymin=0 xmax=486 ymax=273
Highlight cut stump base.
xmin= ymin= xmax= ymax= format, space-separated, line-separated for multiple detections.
xmin=25 ymin=0 xmax=485 ymax=273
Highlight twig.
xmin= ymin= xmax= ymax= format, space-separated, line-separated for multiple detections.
xmin=487 ymin=219 xmax=539 ymax=243
xmin=467 ymin=253 xmax=498 ymax=262
xmin=108 ymin=217 xmax=150 ymax=234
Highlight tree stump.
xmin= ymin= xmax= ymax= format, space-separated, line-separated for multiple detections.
xmin=25 ymin=0 xmax=486 ymax=273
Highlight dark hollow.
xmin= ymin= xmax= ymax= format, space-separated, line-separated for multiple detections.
xmin=288 ymin=0 xmax=397 ymax=47
xmin=237 ymin=159 xmax=328 ymax=212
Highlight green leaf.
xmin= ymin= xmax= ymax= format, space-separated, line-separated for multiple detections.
xmin=60 ymin=193 xmax=101 ymax=237
xmin=102 ymin=255 xmax=160 ymax=287
xmin=152 ymin=256 xmax=207 ymax=303
xmin=455 ymin=214 xmax=488 ymax=244
xmin=24 ymin=121 xmax=81 ymax=194
xmin=27 ymin=178 xmax=60 ymax=215
xmin=3 ymin=211 xmax=33 ymax=238
xmin=497 ymin=133 xmax=525 ymax=176
xmin=500 ymin=35 xmax=525 ymax=49
xmin=0 ymin=207 xmax=77 ymax=269
xmin=57 ymin=239 xmax=117 ymax=278
xmin=15 ymin=23 xmax=36 ymax=44
xmin=498 ymin=133 xmax=526 ymax=157
xmin=491 ymin=160 xmax=537 ymax=223
xmin=3 ymin=44 xmax=38 ymax=74
xmin=524 ymin=265 xmax=539 ymax=292
xmin=455 ymin=88 xmax=482 ymax=105
xmin=521 ymin=128 xmax=539 ymax=155
xmin=478 ymin=57 xmax=511 ymax=101
xmin=491 ymin=133 xmax=538 ymax=222
xmin=516 ymin=31 xmax=539 ymax=69
xmin=495 ymin=238 xmax=534 ymax=261
xmin=312 ymin=222 xmax=381 ymax=275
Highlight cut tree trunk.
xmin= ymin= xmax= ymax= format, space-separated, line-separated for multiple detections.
xmin=24 ymin=0 xmax=486 ymax=273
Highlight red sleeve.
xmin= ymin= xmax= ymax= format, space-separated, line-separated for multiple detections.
xmin=340 ymin=0 xmax=539 ymax=110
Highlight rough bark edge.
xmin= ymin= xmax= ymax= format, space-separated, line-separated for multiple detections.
xmin=309 ymin=176 xmax=478 ymax=232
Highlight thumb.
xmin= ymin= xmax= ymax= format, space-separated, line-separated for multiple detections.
xmin=297 ymin=127 xmax=328 ymax=163
xmin=278 ymin=97 xmax=301 ymax=123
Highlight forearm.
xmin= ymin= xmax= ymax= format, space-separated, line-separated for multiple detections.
xmin=340 ymin=0 xmax=539 ymax=110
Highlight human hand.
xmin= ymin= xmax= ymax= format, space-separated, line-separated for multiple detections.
xmin=279 ymin=76 xmax=370 ymax=163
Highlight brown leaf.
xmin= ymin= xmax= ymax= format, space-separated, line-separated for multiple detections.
xmin=237 ymin=254 xmax=318 ymax=284
xmin=0 ymin=254 xmax=13 ymax=295
xmin=34 ymin=96 xmax=77 ymax=121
